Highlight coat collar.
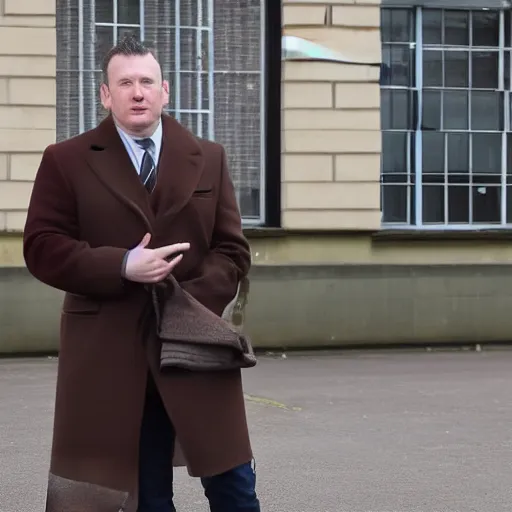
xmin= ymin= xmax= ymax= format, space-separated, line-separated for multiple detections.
xmin=85 ymin=113 xmax=204 ymax=234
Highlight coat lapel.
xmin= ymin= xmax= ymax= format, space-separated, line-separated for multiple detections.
xmin=152 ymin=114 xmax=204 ymax=222
xmin=85 ymin=115 xmax=154 ymax=232
xmin=83 ymin=113 xmax=204 ymax=232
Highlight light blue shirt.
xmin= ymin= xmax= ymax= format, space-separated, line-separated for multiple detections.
xmin=115 ymin=119 xmax=163 ymax=174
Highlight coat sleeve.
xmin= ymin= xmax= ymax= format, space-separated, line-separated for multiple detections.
xmin=23 ymin=145 xmax=129 ymax=298
xmin=180 ymin=146 xmax=252 ymax=316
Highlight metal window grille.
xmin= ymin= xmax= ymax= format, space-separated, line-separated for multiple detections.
xmin=56 ymin=0 xmax=266 ymax=223
xmin=381 ymin=7 xmax=512 ymax=228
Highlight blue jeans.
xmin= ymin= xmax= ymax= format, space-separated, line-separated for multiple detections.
xmin=137 ymin=377 xmax=260 ymax=512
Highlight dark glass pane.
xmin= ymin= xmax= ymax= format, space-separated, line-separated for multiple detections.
xmin=444 ymin=11 xmax=469 ymax=46
xmin=179 ymin=72 xmax=199 ymax=110
xmin=180 ymin=28 xmax=198 ymax=71
xmin=507 ymin=187 xmax=512 ymax=223
xmin=422 ymin=90 xmax=441 ymax=130
xmin=180 ymin=112 xmax=198 ymax=134
xmin=144 ymin=0 xmax=174 ymax=35
xmin=201 ymin=31 xmax=210 ymax=71
xmin=202 ymin=72 xmax=209 ymax=110
xmin=506 ymin=11 xmax=512 ymax=49
xmin=423 ymin=186 xmax=445 ymax=223
xmin=382 ymin=174 xmax=408 ymax=184
xmin=423 ymin=9 xmax=442 ymax=45
xmin=422 ymin=131 xmax=445 ymax=174
xmin=471 ymin=91 xmax=503 ymax=131
xmin=472 ymin=133 xmax=502 ymax=174
xmin=381 ymin=9 xmax=392 ymax=42
xmin=382 ymin=185 xmax=408 ymax=223
xmin=506 ymin=52 xmax=511 ymax=90
xmin=381 ymin=44 xmax=413 ymax=87
xmin=214 ymin=68 xmax=262 ymax=218
xmin=473 ymin=186 xmax=501 ymax=223
xmin=389 ymin=9 xmax=413 ymax=43
xmin=118 ymin=0 xmax=140 ymax=25
xmin=423 ymin=50 xmax=442 ymax=87
xmin=146 ymin=27 xmax=176 ymax=74
xmin=473 ymin=175 xmax=501 ymax=184
xmin=214 ymin=0 xmax=261 ymax=73
xmin=381 ymin=90 xmax=412 ymax=130
xmin=448 ymin=185 xmax=470 ymax=223
xmin=181 ymin=0 xmax=200 ymax=27
xmin=381 ymin=90 xmax=390 ymax=130
xmin=203 ymin=0 xmax=209 ymax=26
xmin=95 ymin=0 xmax=113 ymax=23
xmin=95 ymin=26 xmax=114 ymax=68
xmin=56 ymin=71 xmax=80 ymax=141
xmin=382 ymin=132 xmax=407 ymax=174
xmin=472 ymin=52 xmax=499 ymax=89
xmin=444 ymin=91 xmax=468 ymax=130
xmin=447 ymin=133 xmax=469 ymax=174
xmin=508 ymin=134 xmax=512 ymax=174
xmin=83 ymin=70 xmax=103 ymax=129
xmin=472 ymin=11 xmax=499 ymax=47
xmin=444 ymin=51 xmax=468 ymax=87
xmin=394 ymin=90 xmax=412 ymax=130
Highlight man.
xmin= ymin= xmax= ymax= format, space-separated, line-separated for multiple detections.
xmin=23 ymin=36 xmax=260 ymax=512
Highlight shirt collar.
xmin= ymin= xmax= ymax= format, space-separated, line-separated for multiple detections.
xmin=115 ymin=117 xmax=163 ymax=159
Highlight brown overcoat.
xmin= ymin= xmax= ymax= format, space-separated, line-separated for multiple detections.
xmin=23 ymin=114 xmax=254 ymax=511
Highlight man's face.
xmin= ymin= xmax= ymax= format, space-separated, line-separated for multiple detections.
xmin=100 ymin=53 xmax=169 ymax=136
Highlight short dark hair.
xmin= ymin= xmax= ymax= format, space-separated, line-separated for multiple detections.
xmin=101 ymin=35 xmax=161 ymax=84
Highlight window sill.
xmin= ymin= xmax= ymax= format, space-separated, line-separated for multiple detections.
xmin=243 ymin=227 xmax=378 ymax=238
xmin=373 ymin=228 xmax=512 ymax=242
xmin=243 ymin=227 xmax=512 ymax=242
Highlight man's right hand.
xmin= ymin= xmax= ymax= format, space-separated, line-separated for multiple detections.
xmin=123 ymin=233 xmax=190 ymax=283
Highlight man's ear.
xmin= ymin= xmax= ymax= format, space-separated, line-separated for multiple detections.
xmin=162 ymin=80 xmax=170 ymax=107
xmin=100 ymin=83 xmax=111 ymax=110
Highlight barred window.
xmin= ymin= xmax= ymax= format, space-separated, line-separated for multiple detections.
xmin=56 ymin=0 xmax=265 ymax=222
xmin=381 ymin=7 xmax=511 ymax=228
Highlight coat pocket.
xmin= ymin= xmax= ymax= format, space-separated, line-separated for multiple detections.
xmin=62 ymin=293 xmax=101 ymax=315
xmin=192 ymin=188 xmax=213 ymax=198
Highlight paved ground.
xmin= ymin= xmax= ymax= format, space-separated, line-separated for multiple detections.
xmin=1 ymin=349 xmax=512 ymax=512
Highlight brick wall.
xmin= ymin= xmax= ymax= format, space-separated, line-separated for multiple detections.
xmin=282 ymin=0 xmax=382 ymax=230
xmin=0 ymin=0 xmax=56 ymax=232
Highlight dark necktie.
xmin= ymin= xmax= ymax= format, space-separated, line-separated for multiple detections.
xmin=135 ymin=138 xmax=157 ymax=192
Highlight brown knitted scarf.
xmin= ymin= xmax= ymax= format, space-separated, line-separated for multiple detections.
xmin=152 ymin=275 xmax=257 ymax=372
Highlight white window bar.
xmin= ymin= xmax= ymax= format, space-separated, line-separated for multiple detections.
xmin=140 ymin=0 xmax=145 ymax=40
xmin=208 ymin=0 xmax=215 ymax=141
xmin=415 ymin=7 xmax=424 ymax=226
xmin=174 ymin=0 xmax=181 ymax=123
xmin=258 ymin=0 xmax=267 ymax=225
xmin=90 ymin=0 xmax=97 ymax=128
xmin=500 ymin=9 xmax=507 ymax=224
xmin=406 ymin=131 xmax=412 ymax=224
xmin=197 ymin=1 xmax=203 ymax=139
xmin=78 ymin=0 xmax=85 ymax=133
xmin=113 ymin=0 xmax=118 ymax=45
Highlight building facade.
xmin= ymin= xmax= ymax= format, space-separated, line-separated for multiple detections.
xmin=2 ymin=0 xmax=512 ymax=353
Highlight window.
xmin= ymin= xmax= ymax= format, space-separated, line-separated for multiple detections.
xmin=381 ymin=7 xmax=512 ymax=228
xmin=56 ymin=0 xmax=266 ymax=223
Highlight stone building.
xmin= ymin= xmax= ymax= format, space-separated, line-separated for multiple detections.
xmin=1 ymin=0 xmax=511 ymax=352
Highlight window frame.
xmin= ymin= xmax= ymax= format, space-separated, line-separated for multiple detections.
xmin=381 ymin=6 xmax=512 ymax=230
xmin=68 ymin=0 xmax=268 ymax=226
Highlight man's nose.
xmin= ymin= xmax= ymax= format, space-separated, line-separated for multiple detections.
xmin=132 ymin=85 xmax=143 ymax=100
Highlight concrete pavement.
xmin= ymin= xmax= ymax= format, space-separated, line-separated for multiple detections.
xmin=1 ymin=349 xmax=511 ymax=512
